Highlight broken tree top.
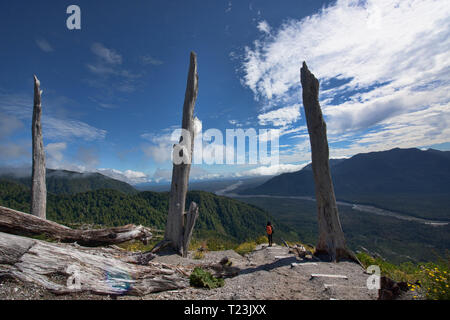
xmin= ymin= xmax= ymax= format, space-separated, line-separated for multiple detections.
xmin=300 ymin=61 xmax=319 ymax=97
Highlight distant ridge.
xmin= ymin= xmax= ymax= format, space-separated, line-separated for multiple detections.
xmin=0 ymin=168 xmax=137 ymax=195
xmin=239 ymin=148 xmax=450 ymax=220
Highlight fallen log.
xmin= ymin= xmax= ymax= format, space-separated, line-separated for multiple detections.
xmin=0 ymin=206 xmax=152 ymax=246
xmin=0 ymin=231 xmax=188 ymax=296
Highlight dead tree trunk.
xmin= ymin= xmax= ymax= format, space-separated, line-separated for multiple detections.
xmin=0 ymin=231 xmax=188 ymax=296
xmin=300 ymin=62 xmax=356 ymax=262
xmin=31 ymin=75 xmax=46 ymax=219
xmin=181 ymin=202 xmax=199 ymax=257
xmin=164 ymin=52 xmax=199 ymax=256
xmin=0 ymin=206 xmax=152 ymax=247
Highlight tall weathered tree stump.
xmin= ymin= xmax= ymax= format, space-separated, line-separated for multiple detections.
xmin=31 ymin=75 xmax=47 ymax=219
xmin=164 ymin=52 xmax=199 ymax=257
xmin=300 ymin=62 xmax=356 ymax=262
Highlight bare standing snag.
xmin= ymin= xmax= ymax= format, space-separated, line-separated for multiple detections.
xmin=31 ymin=75 xmax=47 ymax=220
xmin=164 ymin=52 xmax=199 ymax=257
xmin=300 ymin=62 xmax=357 ymax=263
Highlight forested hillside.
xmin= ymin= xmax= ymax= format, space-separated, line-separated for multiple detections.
xmin=0 ymin=180 xmax=298 ymax=243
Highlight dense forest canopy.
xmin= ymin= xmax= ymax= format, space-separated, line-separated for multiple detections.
xmin=0 ymin=179 xmax=298 ymax=243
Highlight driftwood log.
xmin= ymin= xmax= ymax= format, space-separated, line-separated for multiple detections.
xmin=164 ymin=51 xmax=199 ymax=257
xmin=0 ymin=231 xmax=188 ymax=296
xmin=31 ymin=75 xmax=47 ymax=219
xmin=0 ymin=206 xmax=152 ymax=247
xmin=300 ymin=62 xmax=357 ymax=263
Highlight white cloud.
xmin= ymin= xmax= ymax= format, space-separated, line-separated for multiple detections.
xmin=35 ymin=38 xmax=53 ymax=53
xmin=0 ymin=113 xmax=22 ymax=139
xmin=258 ymin=104 xmax=301 ymax=127
xmin=240 ymin=163 xmax=306 ymax=176
xmin=44 ymin=118 xmax=106 ymax=141
xmin=257 ymin=20 xmax=271 ymax=34
xmin=142 ymin=144 xmax=173 ymax=164
xmin=87 ymin=43 xmax=142 ymax=94
xmin=141 ymin=127 xmax=179 ymax=164
xmin=0 ymin=143 xmax=29 ymax=161
xmin=0 ymin=93 xmax=107 ymax=142
xmin=91 ymin=43 xmax=122 ymax=64
xmin=225 ymin=1 xmax=232 ymax=13
xmin=97 ymin=168 xmax=149 ymax=185
xmin=228 ymin=119 xmax=244 ymax=127
xmin=140 ymin=55 xmax=163 ymax=66
xmin=241 ymin=0 xmax=450 ymax=158
xmin=75 ymin=146 xmax=100 ymax=169
xmin=142 ymin=119 xmax=203 ymax=164
xmin=46 ymin=142 xmax=67 ymax=164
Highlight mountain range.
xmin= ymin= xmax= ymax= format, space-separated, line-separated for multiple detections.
xmin=240 ymin=148 xmax=450 ymax=221
xmin=0 ymin=168 xmax=137 ymax=195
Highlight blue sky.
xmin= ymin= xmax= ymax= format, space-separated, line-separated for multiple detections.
xmin=0 ymin=0 xmax=449 ymax=184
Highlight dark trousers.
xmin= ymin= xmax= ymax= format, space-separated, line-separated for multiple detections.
xmin=267 ymin=234 xmax=273 ymax=246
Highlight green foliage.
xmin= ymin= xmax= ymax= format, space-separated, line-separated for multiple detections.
xmin=234 ymin=241 xmax=256 ymax=256
xmin=192 ymin=250 xmax=205 ymax=260
xmin=240 ymin=196 xmax=450 ymax=264
xmin=29 ymin=233 xmax=57 ymax=242
xmin=0 ymin=180 xmax=31 ymax=213
xmin=357 ymin=252 xmax=450 ymax=300
xmin=189 ymin=267 xmax=224 ymax=289
xmin=117 ymin=239 xmax=161 ymax=252
xmin=357 ymin=252 xmax=416 ymax=282
xmin=255 ymin=235 xmax=268 ymax=245
xmin=418 ymin=262 xmax=450 ymax=300
xmin=0 ymin=180 xmax=297 ymax=245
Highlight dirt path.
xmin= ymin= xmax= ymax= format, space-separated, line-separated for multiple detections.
xmin=131 ymin=243 xmax=379 ymax=300
xmin=0 ymin=243 xmax=383 ymax=300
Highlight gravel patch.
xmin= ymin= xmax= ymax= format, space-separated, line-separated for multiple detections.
xmin=1 ymin=243 xmax=409 ymax=300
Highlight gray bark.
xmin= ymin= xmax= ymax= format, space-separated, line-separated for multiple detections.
xmin=300 ymin=62 xmax=356 ymax=262
xmin=31 ymin=75 xmax=46 ymax=219
xmin=0 ymin=231 xmax=188 ymax=296
xmin=181 ymin=202 xmax=199 ymax=258
xmin=164 ymin=52 xmax=199 ymax=256
xmin=0 ymin=206 xmax=152 ymax=247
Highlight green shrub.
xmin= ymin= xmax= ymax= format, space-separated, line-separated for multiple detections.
xmin=416 ymin=261 xmax=449 ymax=300
xmin=189 ymin=267 xmax=224 ymax=289
xmin=117 ymin=239 xmax=160 ymax=252
xmin=255 ymin=235 xmax=268 ymax=245
xmin=357 ymin=252 xmax=450 ymax=300
xmin=193 ymin=250 xmax=205 ymax=260
xmin=234 ymin=241 xmax=256 ymax=256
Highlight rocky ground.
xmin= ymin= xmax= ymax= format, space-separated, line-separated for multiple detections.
xmin=0 ymin=243 xmax=414 ymax=300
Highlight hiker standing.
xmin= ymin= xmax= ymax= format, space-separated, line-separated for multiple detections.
xmin=266 ymin=221 xmax=274 ymax=247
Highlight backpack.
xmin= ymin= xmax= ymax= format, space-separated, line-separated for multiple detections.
xmin=266 ymin=225 xmax=273 ymax=235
